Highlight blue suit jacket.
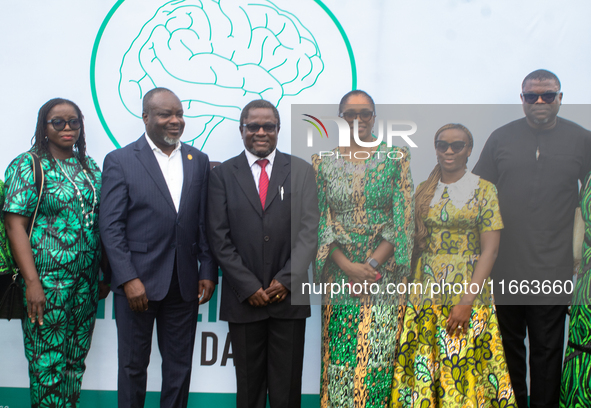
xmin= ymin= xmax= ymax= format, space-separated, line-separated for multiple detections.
xmin=99 ymin=135 xmax=217 ymax=302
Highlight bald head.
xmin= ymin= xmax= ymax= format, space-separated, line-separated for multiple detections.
xmin=143 ymin=88 xmax=177 ymax=114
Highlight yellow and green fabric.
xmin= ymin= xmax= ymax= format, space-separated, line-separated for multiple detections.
xmin=391 ymin=177 xmax=516 ymax=407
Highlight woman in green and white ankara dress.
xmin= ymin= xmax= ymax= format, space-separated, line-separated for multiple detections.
xmin=3 ymin=98 xmax=104 ymax=408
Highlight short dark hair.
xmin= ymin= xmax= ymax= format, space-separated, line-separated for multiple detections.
xmin=522 ymin=69 xmax=561 ymax=90
xmin=338 ymin=90 xmax=376 ymax=114
xmin=142 ymin=87 xmax=176 ymax=113
xmin=32 ymin=98 xmax=90 ymax=171
xmin=240 ymin=100 xmax=280 ymax=127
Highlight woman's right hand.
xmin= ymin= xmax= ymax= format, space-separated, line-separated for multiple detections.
xmin=344 ymin=262 xmax=378 ymax=284
xmin=25 ymin=279 xmax=46 ymax=325
xmin=4 ymin=212 xmax=45 ymax=325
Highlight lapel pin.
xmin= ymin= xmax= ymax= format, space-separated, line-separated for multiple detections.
xmin=187 ymin=154 xmax=193 ymax=160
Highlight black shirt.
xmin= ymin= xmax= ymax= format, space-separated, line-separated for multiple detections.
xmin=473 ymin=117 xmax=591 ymax=303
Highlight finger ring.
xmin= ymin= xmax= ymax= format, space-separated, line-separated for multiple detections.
xmin=276 ymin=295 xmax=280 ymax=299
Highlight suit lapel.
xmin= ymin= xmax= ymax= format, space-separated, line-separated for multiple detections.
xmin=135 ymin=135 xmax=176 ymax=212
xmin=266 ymin=151 xmax=290 ymax=210
xmin=233 ymin=152 xmax=263 ymax=217
xmin=178 ymin=144 xmax=194 ymax=214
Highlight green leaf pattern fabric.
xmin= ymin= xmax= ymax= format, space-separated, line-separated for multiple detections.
xmin=0 ymin=179 xmax=17 ymax=274
xmin=3 ymin=151 xmax=101 ymax=408
xmin=313 ymin=144 xmax=414 ymax=407
xmin=560 ymin=172 xmax=591 ymax=407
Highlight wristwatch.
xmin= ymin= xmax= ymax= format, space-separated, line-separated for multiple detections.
xmin=366 ymin=257 xmax=379 ymax=269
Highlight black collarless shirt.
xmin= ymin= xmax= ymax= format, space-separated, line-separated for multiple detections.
xmin=473 ymin=117 xmax=591 ymax=303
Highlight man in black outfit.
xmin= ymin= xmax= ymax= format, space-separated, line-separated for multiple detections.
xmin=207 ymin=100 xmax=319 ymax=408
xmin=473 ymin=69 xmax=591 ymax=408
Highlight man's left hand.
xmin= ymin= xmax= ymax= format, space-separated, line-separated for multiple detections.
xmin=265 ymin=279 xmax=288 ymax=303
xmin=198 ymin=280 xmax=216 ymax=305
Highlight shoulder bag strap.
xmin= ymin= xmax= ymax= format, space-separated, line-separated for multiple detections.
xmin=25 ymin=152 xmax=44 ymax=238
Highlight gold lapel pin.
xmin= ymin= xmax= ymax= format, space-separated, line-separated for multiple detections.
xmin=187 ymin=154 xmax=193 ymax=160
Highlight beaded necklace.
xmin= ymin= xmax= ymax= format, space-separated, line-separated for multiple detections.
xmin=54 ymin=158 xmax=97 ymax=227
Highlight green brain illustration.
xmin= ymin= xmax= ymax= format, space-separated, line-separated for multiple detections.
xmin=118 ymin=0 xmax=325 ymax=148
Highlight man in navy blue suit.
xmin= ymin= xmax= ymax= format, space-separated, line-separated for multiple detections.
xmin=100 ymin=88 xmax=217 ymax=408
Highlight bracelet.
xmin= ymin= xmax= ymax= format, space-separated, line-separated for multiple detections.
xmin=329 ymin=247 xmax=338 ymax=258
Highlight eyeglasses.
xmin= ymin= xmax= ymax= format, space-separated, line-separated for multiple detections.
xmin=340 ymin=110 xmax=375 ymax=122
xmin=435 ymin=141 xmax=467 ymax=153
xmin=47 ymin=118 xmax=81 ymax=131
xmin=243 ymin=123 xmax=277 ymax=133
xmin=521 ymin=91 xmax=561 ymax=104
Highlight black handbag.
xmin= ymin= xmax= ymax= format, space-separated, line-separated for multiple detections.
xmin=0 ymin=152 xmax=44 ymax=320
xmin=0 ymin=273 xmax=24 ymax=320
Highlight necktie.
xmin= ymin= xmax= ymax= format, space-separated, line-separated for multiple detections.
xmin=256 ymin=159 xmax=269 ymax=209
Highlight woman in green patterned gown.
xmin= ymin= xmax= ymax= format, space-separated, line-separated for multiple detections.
xmin=313 ymin=90 xmax=414 ymax=407
xmin=560 ymin=172 xmax=591 ymax=406
xmin=4 ymin=98 xmax=107 ymax=408
xmin=391 ymin=124 xmax=516 ymax=407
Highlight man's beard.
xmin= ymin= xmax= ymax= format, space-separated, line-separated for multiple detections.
xmin=163 ymin=136 xmax=180 ymax=145
xmin=249 ymin=146 xmax=273 ymax=158
xmin=532 ymin=116 xmax=550 ymax=125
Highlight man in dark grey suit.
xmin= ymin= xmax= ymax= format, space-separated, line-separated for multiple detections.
xmin=207 ymin=100 xmax=319 ymax=408
xmin=100 ymin=88 xmax=217 ymax=408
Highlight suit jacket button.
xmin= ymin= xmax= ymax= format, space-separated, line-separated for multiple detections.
xmin=264 ymin=236 xmax=270 ymax=242
xmin=170 ymin=243 xmax=176 ymax=249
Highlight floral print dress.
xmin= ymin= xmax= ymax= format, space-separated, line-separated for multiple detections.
xmin=391 ymin=172 xmax=516 ymax=407
xmin=313 ymin=144 xmax=414 ymax=407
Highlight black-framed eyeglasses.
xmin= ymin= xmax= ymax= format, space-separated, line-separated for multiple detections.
xmin=521 ymin=91 xmax=561 ymax=104
xmin=243 ymin=123 xmax=277 ymax=133
xmin=340 ymin=109 xmax=375 ymax=122
xmin=47 ymin=118 xmax=81 ymax=131
xmin=435 ymin=140 xmax=467 ymax=153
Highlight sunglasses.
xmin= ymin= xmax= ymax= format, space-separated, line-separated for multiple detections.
xmin=47 ymin=118 xmax=81 ymax=131
xmin=243 ymin=123 xmax=277 ymax=133
xmin=340 ymin=110 xmax=374 ymax=122
xmin=435 ymin=140 xmax=467 ymax=153
xmin=521 ymin=92 xmax=561 ymax=104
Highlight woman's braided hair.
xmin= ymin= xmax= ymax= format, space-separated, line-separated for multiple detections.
xmin=412 ymin=123 xmax=473 ymax=264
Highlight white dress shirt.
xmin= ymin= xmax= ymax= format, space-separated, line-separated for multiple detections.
xmin=146 ymin=134 xmax=184 ymax=212
xmin=244 ymin=149 xmax=276 ymax=193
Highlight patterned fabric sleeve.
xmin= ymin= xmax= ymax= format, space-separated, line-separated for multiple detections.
xmin=3 ymin=152 xmax=38 ymax=218
xmin=312 ymin=153 xmax=335 ymax=281
xmin=477 ymin=178 xmax=504 ymax=233
xmin=86 ymin=156 xmax=102 ymax=192
xmin=0 ymin=178 xmax=16 ymax=274
xmin=381 ymin=146 xmax=414 ymax=271
xmin=86 ymin=156 xmax=99 ymax=174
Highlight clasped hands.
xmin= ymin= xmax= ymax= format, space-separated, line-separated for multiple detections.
xmin=247 ymin=279 xmax=288 ymax=307
xmin=344 ymin=262 xmax=379 ymax=285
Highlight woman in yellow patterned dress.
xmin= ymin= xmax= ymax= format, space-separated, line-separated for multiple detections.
xmin=313 ymin=90 xmax=414 ymax=407
xmin=391 ymin=124 xmax=516 ymax=407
